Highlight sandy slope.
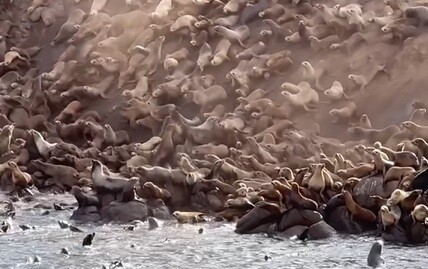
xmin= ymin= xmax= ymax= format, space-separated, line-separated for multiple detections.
xmin=1 ymin=0 xmax=427 ymax=143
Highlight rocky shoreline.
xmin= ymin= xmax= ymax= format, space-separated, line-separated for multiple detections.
xmin=1 ymin=0 xmax=428 ymax=245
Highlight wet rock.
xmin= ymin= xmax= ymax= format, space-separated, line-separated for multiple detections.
xmin=99 ymin=193 xmax=115 ymax=208
xmin=41 ymin=210 xmax=50 ymax=215
xmin=33 ymin=204 xmax=53 ymax=209
xmin=353 ymin=176 xmax=397 ymax=207
xmin=277 ymin=225 xmax=308 ymax=238
xmin=277 ymin=209 xmax=323 ymax=231
xmin=60 ymin=247 xmax=69 ymax=255
xmin=69 ymin=225 xmax=83 ymax=232
xmin=70 ymin=206 xmax=101 ymax=222
xmin=307 ymin=221 xmax=337 ymax=239
xmin=235 ymin=207 xmax=279 ymax=234
xmin=325 ymin=206 xmax=363 ymax=234
xmin=198 ymin=228 xmax=204 ymax=234
xmin=19 ymin=224 xmax=34 ymax=230
xmin=148 ymin=199 xmax=170 ymax=220
xmin=100 ymin=201 xmax=148 ymax=222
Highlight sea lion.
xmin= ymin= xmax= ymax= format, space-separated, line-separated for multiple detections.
xmin=196 ymin=42 xmax=212 ymax=72
xmin=386 ymin=189 xmax=412 ymax=206
xmin=379 ymin=205 xmax=401 ymax=230
xmin=119 ymin=177 xmax=139 ymax=203
xmin=211 ymin=38 xmax=231 ymax=66
xmin=151 ymin=0 xmax=173 ymax=20
xmin=32 ymin=160 xmax=78 ymax=190
xmin=402 ymin=121 xmax=428 ymax=141
xmin=367 ymin=241 xmax=385 ymax=267
xmin=148 ymin=217 xmax=158 ymax=230
xmin=7 ymin=161 xmax=33 ymax=196
xmin=0 ymin=125 xmax=14 ymax=156
xmin=309 ymin=35 xmax=340 ymax=52
xmin=289 ymin=182 xmax=318 ymax=211
xmin=329 ymin=102 xmax=358 ymax=123
xmin=190 ymin=30 xmax=209 ymax=47
xmin=170 ymin=15 xmax=197 ymax=32
xmin=91 ymin=160 xmax=129 ymax=194
xmin=281 ymin=82 xmax=319 ymax=111
xmin=142 ymin=182 xmax=172 ymax=202
xmin=404 ymin=6 xmax=428 ymax=26
xmin=411 ymin=204 xmax=428 ymax=223
xmin=54 ymin=101 xmax=83 ymax=123
xmin=71 ymin=186 xmax=100 ymax=209
xmin=213 ymin=25 xmax=250 ymax=47
xmin=172 ymin=211 xmax=206 ymax=223
xmin=52 ymin=8 xmax=86 ymax=45
xmin=324 ymin=81 xmax=351 ymax=101
xmin=343 ymin=190 xmax=377 ymax=223
xmin=184 ymin=85 xmax=227 ymax=113
xmin=347 ymin=125 xmax=400 ymax=144
xmin=383 ymin=166 xmax=415 ymax=185
xmin=28 ymin=129 xmax=57 ymax=159
xmin=307 ymin=163 xmax=328 ymax=195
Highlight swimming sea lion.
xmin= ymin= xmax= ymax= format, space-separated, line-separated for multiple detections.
xmin=367 ymin=241 xmax=385 ymax=267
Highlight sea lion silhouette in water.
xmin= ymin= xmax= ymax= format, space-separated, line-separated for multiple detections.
xmin=367 ymin=240 xmax=385 ymax=268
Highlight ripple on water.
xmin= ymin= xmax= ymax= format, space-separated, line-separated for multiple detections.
xmin=0 ymin=195 xmax=427 ymax=269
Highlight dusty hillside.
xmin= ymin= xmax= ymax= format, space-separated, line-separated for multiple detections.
xmin=1 ymin=0 xmax=427 ymax=143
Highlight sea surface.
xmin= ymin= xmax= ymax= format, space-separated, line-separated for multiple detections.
xmin=0 ymin=193 xmax=426 ymax=269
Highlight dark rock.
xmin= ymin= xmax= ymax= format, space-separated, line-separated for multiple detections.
xmin=308 ymin=221 xmax=337 ymax=239
xmin=277 ymin=225 xmax=308 ymax=237
xmin=277 ymin=209 xmax=323 ymax=231
xmin=60 ymin=248 xmax=69 ymax=255
xmin=235 ymin=206 xmax=278 ymax=234
xmin=353 ymin=176 xmax=397 ymax=207
xmin=70 ymin=206 xmax=101 ymax=222
xmin=69 ymin=225 xmax=83 ymax=232
xmin=325 ymin=206 xmax=363 ymax=234
xmin=100 ymin=201 xmax=148 ymax=222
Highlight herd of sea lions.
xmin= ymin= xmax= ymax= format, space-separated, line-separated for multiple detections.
xmin=1 ymin=0 xmax=428 ymax=244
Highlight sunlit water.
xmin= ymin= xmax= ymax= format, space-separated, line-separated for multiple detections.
xmin=0 ymin=194 xmax=426 ymax=269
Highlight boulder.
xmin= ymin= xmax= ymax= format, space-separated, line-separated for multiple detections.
xmin=100 ymin=201 xmax=148 ymax=222
xmin=353 ymin=176 xmax=397 ymax=207
xmin=235 ymin=206 xmax=274 ymax=234
xmin=324 ymin=206 xmax=362 ymax=234
xmin=70 ymin=206 xmax=101 ymax=222
xmin=277 ymin=208 xmax=323 ymax=231
xmin=308 ymin=221 xmax=336 ymax=239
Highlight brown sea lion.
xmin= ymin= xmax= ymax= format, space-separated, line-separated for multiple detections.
xmin=7 ymin=161 xmax=34 ymax=196
xmin=342 ymin=190 xmax=377 ymax=223
xmin=32 ymin=160 xmax=78 ymax=190
xmin=141 ymin=181 xmax=172 ymax=202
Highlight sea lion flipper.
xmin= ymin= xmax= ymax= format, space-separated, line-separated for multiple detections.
xmin=23 ymin=187 xmax=34 ymax=196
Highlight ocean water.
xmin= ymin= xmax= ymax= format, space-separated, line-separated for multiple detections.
xmin=0 ymin=193 xmax=426 ymax=269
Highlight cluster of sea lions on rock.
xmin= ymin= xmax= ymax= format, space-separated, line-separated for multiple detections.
xmin=1 ymin=0 xmax=428 ymax=244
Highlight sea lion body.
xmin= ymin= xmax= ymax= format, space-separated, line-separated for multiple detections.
xmin=343 ymin=190 xmax=377 ymax=223
xmin=91 ymin=160 xmax=129 ymax=194
xmin=172 ymin=211 xmax=206 ymax=223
